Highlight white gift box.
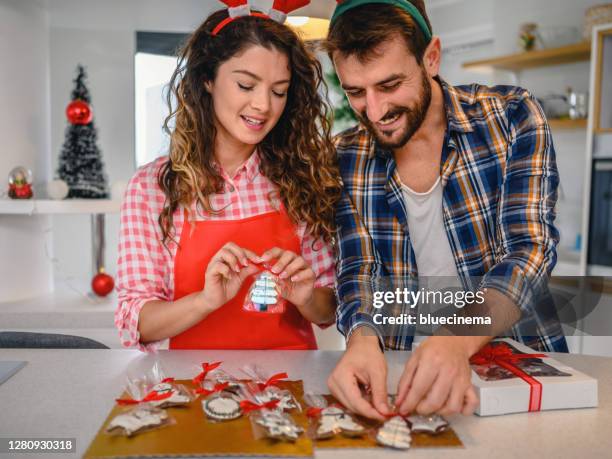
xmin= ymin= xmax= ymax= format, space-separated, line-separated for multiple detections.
xmin=471 ymin=338 xmax=598 ymax=416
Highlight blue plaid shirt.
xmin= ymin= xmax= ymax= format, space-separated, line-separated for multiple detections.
xmin=335 ymin=79 xmax=568 ymax=353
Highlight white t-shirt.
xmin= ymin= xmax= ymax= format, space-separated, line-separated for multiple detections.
xmin=401 ymin=176 xmax=461 ymax=281
xmin=402 ymin=177 xmax=462 ymax=344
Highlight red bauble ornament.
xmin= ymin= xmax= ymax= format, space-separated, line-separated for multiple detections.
xmin=92 ymin=271 xmax=114 ymax=297
xmin=66 ymin=100 xmax=93 ymax=125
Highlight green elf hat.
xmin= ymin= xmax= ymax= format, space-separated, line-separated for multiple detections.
xmin=330 ymin=0 xmax=432 ymax=43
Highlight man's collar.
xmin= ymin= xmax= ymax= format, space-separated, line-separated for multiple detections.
xmin=438 ymin=77 xmax=474 ymax=134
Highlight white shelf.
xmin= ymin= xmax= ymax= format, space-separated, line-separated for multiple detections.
xmin=0 ymin=280 xmax=116 ymax=329
xmin=0 ymin=198 xmax=121 ymax=215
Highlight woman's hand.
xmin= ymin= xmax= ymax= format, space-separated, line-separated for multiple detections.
xmin=261 ymin=247 xmax=316 ymax=309
xmin=198 ymin=242 xmax=260 ymax=312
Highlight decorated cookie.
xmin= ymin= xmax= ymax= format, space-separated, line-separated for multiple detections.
xmin=251 ymin=272 xmax=278 ymax=311
xmin=149 ymin=382 xmax=191 ymax=408
xmin=376 ymin=416 xmax=412 ymax=449
xmin=202 ymin=396 xmax=242 ymax=421
xmin=244 ymin=271 xmax=285 ymax=313
xmin=406 ymin=414 xmax=449 ymax=434
xmin=255 ymin=386 xmax=299 ymax=411
xmin=107 ymin=406 xmax=169 ymax=436
xmin=255 ymin=410 xmax=303 ymax=441
xmin=316 ymin=406 xmax=365 ymax=439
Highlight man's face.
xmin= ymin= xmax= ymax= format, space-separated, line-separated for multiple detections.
xmin=333 ymin=35 xmax=432 ymax=149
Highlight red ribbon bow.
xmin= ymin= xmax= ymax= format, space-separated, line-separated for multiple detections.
xmin=306 ymin=403 xmax=352 ymax=418
xmin=196 ymin=382 xmax=230 ymax=397
xmin=470 ymin=342 xmax=547 ymax=412
xmin=192 ymin=362 xmax=223 ymax=386
xmin=115 ymin=377 xmax=179 ymax=405
xmin=239 ymin=399 xmax=280 ymax=413
xmin=306 ymin=406 xmax=324 ymax=418
xmin=116 ymin=390 xmax=173 ymax=406
xmin=470 ymin=343 xmax=545 ymax=366
xmin=256 ymin=372 xmax=288 ymax=391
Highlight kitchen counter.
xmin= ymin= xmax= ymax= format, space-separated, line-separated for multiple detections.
xmin=0 ymin=349 xmax=609 ymax=458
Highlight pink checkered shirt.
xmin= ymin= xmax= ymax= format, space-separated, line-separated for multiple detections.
xmin=115 ymin=153 xmax=335 ymax=351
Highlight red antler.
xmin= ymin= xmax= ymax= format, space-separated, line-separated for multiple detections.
xmin=272 ymin=0 xmax=310 ymax=14
xmin=269 ymin=0 xmax=310 ymax=23
xmin=219 ymin=0 xmax=248 ymax=7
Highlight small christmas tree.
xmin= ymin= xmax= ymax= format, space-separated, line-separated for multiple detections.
xmin=57 ymin=65 xmax=109 ymax=199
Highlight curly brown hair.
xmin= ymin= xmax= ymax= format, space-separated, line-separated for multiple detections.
xmin=158 ymin=9 xmax=342 ymax=248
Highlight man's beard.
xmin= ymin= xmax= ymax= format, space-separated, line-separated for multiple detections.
xmin=357 ymin=68 xmax=432 ymax=150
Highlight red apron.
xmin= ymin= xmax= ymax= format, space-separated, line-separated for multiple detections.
xmin=169 ymin=209 xmax=317 ymax=350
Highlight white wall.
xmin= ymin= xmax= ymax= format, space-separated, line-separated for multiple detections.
xmin=430 ymin=0 xmax=601 ymax=265
xmin=43 ymin=0 xmax=602 ymax=294
xmin=428 ymin=0 xmax=610 ymax=353
xmin=46 ymin=0 xmax=337 ymax=286
xmin=0 ymin=0 xmax=53 ymax=301
xmin=4 ymin=0 xmax=605 ymax=350
xmin=47 ymin=0 xmax=601 ymax=283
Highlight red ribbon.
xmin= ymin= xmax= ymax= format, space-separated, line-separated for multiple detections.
xmin=192 ymin=362 xmax=222 ymax=386
xmin=116 ymin=389 xmax=173 ymax=406
xmin=196 ymin=382 xmax=230 ymax=397
xmin=306 ymin=407 xmax=324 ymax=418
xmin=256 ymin=372 xmax=288 ymax=391
xmin=306 ymin=403 xmax=344 ymax=419
xmin=470 ymin=343 xmax=546 ymax=412
xmin=240 ymin=399 xmax=280 ymax=413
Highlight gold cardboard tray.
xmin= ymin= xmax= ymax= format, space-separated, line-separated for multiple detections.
xmin=84 ymin=380 xmax=463 ymax=458
xmin=311 ymin=395 xmax=463 ymax=449
xmin=84 ymin=380 xmax=313 ymax=458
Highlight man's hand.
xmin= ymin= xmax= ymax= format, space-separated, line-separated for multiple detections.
xmin=395 ymin=336 xmax=479 ymax=416
xmin=327 ymin=329 xmax=390 ymax=420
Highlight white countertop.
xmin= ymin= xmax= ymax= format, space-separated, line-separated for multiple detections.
xmin=0 ymin=349 xmax=610 ymax=458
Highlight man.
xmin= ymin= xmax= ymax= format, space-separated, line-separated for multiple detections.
xmin=325 ymin=0 xmax=568 ymax=420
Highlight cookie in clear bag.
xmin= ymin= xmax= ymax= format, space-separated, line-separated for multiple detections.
xmin=244 ymin=270 xmax=286 ymax=314
xmin=106 ymin=406 xmax=174 ymax=437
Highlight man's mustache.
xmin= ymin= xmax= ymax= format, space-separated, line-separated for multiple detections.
xmin=360 ymin=106 xmax=410 ymax=125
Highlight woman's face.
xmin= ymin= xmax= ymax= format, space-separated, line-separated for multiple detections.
xmin=207 ymin=44 xmax=291 ymax=148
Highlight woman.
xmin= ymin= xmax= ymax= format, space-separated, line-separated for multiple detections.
xmin=115 ymin=2 xmax=342 ymax=351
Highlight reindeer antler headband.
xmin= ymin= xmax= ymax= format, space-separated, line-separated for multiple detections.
xmin=212 ymin=0 xmax=311 ymax=36
xmin=331 ymin=0 xmax=432 ymax=42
